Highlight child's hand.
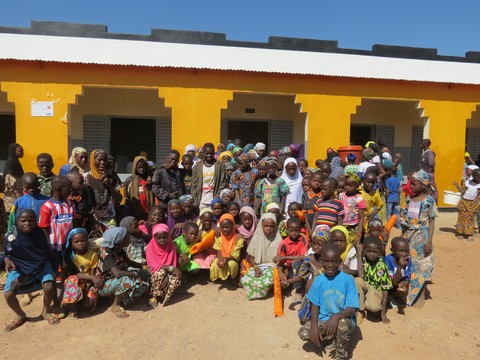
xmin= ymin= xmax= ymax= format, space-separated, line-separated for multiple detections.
xmin=92 ymin=276 xmax=103 ymax=288
xmin=174 ymin=267 xmax=182 ymax=279
xmin=309 ymin=325 xmax=323 ymax=347
xmin=381 ymin=312 xmax=390 ymax=324
xmin=4 ymin=258 xmax=16 ymax=272
xmin=179 ymin=254 xmax=190 ymax=265
xmin=398 ymin=256 xmax=409 ymax=268
xmin=424 ymin=241 xmax=433 ymax=256
xmin=254 ymin=267 xmax=263 ymax=278
xmin=322 ymin=315 xmax=339 ymax=340
xmin=272 ymin=256 xmax=280 ymax=264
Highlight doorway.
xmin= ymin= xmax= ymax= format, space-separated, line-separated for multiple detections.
xmin=350 ymin=125 xmax=374 ymax=147
xmin=226 ymin=120 xmax=269 ymax=148
xmin=0 ymin=114 xmax=15 ymax=161
xmin=110 ymin=117 xmax=156 ymax=172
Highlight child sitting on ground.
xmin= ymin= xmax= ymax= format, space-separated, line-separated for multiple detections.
xmin=355 ymin=236 xmax=392 ymax=324
xmin=298 ymin=243 xmax=359 ymax=360
xmin=276 ymin=217 xmax=309 ymax=302
xmin=385 ymin=237 xmax=412 ymax=307
xmin=191 ymin=208 xmax=217 ymax=269
xmin=174 ymin=222 xmax=201 ymax=274
xmin=167 ymin=199 xmax=187 ymax=239
xmin=179 ymin=194 xmax=198 ymax=222
xmin=139 ymin=206 xmax=165 ymax=241
xmin=331 ymin=226 xmax=358 ymax=277
xmin=366 ymin=219 xmax=390 ymax=255
xmin=311 ymin=178 xmax=344 ymax=235
xmin=37 ymin=153 xmax=55 ymax=198
xmin=61 ymin=228 xmax=102 ymax=318
xmin=120 ymin=216 xmax=148 ymax=266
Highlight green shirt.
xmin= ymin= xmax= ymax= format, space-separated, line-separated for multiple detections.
xmin=363 ymin=257 xmax=393 ymax=292
xmin=174 ymin=235 xmax=200 ymax=272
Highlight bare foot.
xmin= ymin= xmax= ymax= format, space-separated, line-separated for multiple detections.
xmin=20 ymin=293 xmax=33 ymax=306
xmin=110 ymin=305 xmax=129 ymax=318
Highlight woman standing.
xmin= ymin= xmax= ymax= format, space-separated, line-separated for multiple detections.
xmin=124 ymin=156 xmax=155 ymax=220
xmin=399 ymin=170 xmax=436 ymax=306
xmin=3 ymin=143 xmax=24 ymax=213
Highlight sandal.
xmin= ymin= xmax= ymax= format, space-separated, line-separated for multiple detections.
xmin=4 ymin=317 xmax=26 ymax=332
xmin=43 ymin=313 xmax=60 ymax=326
xmin=110 ymin=305 xmax=129 ymax=318
xmin=149 ymin=297 xmax=158 ymax=308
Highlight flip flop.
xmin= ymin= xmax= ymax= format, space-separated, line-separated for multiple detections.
xmin=4 ymin=318 xmax=26 ymax=332
xmin=148 ymin=297 xmax=158 ymax=308
xmin=43 ymin=313 xmax=60 ymax=326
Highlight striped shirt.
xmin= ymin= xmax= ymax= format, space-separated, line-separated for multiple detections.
xmin=38 ymin=199 xmax=75 ymax=251
xmin=314 ymin=199 xmax=345 ymax=227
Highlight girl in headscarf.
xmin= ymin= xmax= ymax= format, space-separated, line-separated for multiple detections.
xmin=280 ymin=157 xmax=303 ymax=213
xmin=191 ymin=207 xmax=217 ymax=269
xmin=214 ymin=143 xmax=225 ymax=159
xmin=326 ymin=148 xmax=344 ymax=179
xmin=61 ymin=228 xmax=102 ymax=318
xmin=399 ymin=169 xmax=437 ymax=306
xmin=97 ymin=227 xmax=149 ymax=318
xmin=120 ymin=216 xmax=148 ymax=265
xmin=288 ymin=143 xmax=305 ymax=160
xmin=231 ymin=146 xmax=244 ymax=165
xmin=331 ymin=225 xmax=358 ymax=277
xmin=3 ymin=143 xmax=24 ymax=179
xmin=3 ymin=143 xmax=24 ymax=213
xmin=209 ymin=213 xmax=245 ymax=281
xmin=237 ymin=206 xmax=257 ymax=245
xmin=3 ymin=209 xmax=58 ymax=331
xmin=146 ymin=224 xmax=181 ymax=307
xmin=59 ymin=147 xmax=88 ymax=176
xmin=84 ymin=149 xmax=122 ymax=229
xmin=210 ymin=198 xmax=225 ymax=225
xmin=243 ymin=143 xmax=255 ymax=154
xmin=124 ymin=156 xmax=155 ymax=220
xmin=166 ymin=199 xmax=187 ymax=239
xmin=240 ymin=213 xmax=283 ymax=300
xmin=217 ymin=151 xmax=233 ymax=163
xmin=179 ymin=194 xmax=198 ymax=222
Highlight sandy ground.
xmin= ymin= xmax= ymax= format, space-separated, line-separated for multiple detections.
xmin=1 ymin=211 xmax=480 ymax=360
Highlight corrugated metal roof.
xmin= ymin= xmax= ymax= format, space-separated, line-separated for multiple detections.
xmin=1 ymin=33 xmax=480 ymax=85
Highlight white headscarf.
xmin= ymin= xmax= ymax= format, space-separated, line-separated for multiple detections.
xmin=254 ymin=142 xmax=266 ymax=158
xmin=280 ymin=157 xmax=303 ymax=211
xmin=185 ymin=144 xmax=197 ymax=154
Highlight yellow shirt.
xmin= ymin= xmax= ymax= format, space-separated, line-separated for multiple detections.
xmin=361 ymin=189 xmax=384 ymax=229
xmin=72 ymin=250 xmax=99 ymax=274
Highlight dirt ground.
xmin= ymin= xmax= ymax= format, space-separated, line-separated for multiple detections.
xmin=1 ymin=211 xmax=479 ymax=360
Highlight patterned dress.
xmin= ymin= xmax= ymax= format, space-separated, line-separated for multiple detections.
xmin=254 ymin=177 xmax=289 ymax=214
xmin=400 ymin=195 xmax=436 ymax=306
xmin=230 ymin=169 xmax=259 ymax=207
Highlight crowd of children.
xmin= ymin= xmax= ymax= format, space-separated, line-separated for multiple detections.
xmin=0 ymin=140 xmax=439 ymax=359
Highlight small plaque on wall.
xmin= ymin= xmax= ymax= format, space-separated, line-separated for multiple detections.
xmin=31 ymin=101 xmax=54 ymax=117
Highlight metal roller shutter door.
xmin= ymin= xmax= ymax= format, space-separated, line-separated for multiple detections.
xmin=375 ymin=125 xmax=395 ymax=151
xmin=270 ymin=120 xmax=293 ymax=152
xmin=156 ymin=117 xmax=172 ymax=165
xmin=83 ymin=115 xmax=109 ymax=153
xmin=410 ymin=125 xmax=424 ymax=168
xmin=466 ymin=128 xmax=480 ymax=160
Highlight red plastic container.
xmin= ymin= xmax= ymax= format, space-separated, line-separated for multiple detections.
xmin=337 ymin=145 xmax=363 ymax=165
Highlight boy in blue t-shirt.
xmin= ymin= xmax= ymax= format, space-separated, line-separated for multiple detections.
xmin=385 ymin=166 xmax=401 ymax=228
xmin=8 ymin=172 xmax=49 ymax=230
xmin=385 ymin=237 xmax=412 ymax=306
xmin=298 ymin=243 xmax=359 ymax=360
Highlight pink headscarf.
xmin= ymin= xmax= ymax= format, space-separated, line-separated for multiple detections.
xmin=237 ymin=206 xmax=257 ymax=244
xmin=146 ymin=224 xmax=177 ymax=273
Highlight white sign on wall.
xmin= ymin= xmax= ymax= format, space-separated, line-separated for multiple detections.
xmin=31 ymin=101 xmax=54 ymax=117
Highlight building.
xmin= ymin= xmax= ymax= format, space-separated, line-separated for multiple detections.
xmin=1 ymin=21 xmax=480 ymax=205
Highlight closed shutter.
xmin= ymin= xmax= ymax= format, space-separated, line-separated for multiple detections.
xmin=156 ymin=117 xmax=172 ymax=165
xmin=83 ymin=115 xmax=109 ymax=153
xmin=466 ymin=128 xmax=480 ymax=160
xmin=270 ymin=120 xmax=293 ymax=151
xmin=411 ymin=125 xmax=424 ymax=168
xmin=220 ymin=119 xmax=228 ymax=145
xmin=375 ymin=125 xmax=395 ymax=150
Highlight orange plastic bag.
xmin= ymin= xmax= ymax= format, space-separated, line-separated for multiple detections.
xmin=273 ymin=267 xmax=284 ymax=317
xmin=189 ymin=230 xmax=215 ymax=255
xmin=385 ymin=215 xmax=397 ymax=232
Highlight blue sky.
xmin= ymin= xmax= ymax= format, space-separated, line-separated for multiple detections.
xmin=1 ymin=0 xmax=479 ymax=56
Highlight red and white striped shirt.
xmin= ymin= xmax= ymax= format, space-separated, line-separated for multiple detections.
xmin=38 ymin=199 xmax=75 ymax=251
